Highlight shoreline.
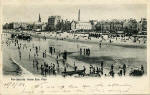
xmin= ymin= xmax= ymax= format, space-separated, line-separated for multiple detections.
xmin=3 ymin=31 xmax=147 ymax=49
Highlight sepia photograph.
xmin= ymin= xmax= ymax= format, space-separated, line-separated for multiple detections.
xmin=1 ymin=0 xmax=150 ymax=94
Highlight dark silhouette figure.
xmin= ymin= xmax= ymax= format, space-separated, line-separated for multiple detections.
xmin=123 ymin=64 xmax=126 ymax=76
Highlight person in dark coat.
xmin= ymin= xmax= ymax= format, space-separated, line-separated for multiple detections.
xmin=41 ymin=65 xmax=44 ymax=75
xmin=53 ymin=64 xmax=56 ymax=75
xmin=118 ymin=66 xmax=122 ymax=76
xmin=83 ymin=66 xmax=86 ymax=75
xmin=36 ymin=60 xmax=39 ymax=71
xmin=89 ymin=65 xmax=93 ymax=74
xmin=111 ymin=64 xmax=114 ymax=71
xmin=101 ymin=61 xmax=104 ymax=75
xmin=74 ymin=63 xmax=77 ymax=71
xmin=123 ymin=64 xmax=126 ymax=76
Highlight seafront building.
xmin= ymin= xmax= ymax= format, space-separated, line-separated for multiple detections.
xmin=2 ymin=11 xmax=147 ymax=35
xmin=75 ymin=21 xmax=92 ymax=30
xmin=48 ymin=16 xmax=61 ymax=30
xmin=70 ymin=9 xmax=93 ymax=32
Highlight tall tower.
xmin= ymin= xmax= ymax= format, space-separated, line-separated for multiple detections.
xmin=38 ymin=13 xmax=41 ymax=22
xmin=78 ymin=9 xmax=80 ymax=21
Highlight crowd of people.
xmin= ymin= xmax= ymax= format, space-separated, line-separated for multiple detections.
xmin=80 ymin=48 xmax=91 ymax=56
xmin=2 ymin=33 xmax=145 ymax=77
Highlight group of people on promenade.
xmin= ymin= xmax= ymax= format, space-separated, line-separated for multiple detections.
xmin=80 ymin=48 xmax=91 ymax=56
xmin=40 ymin=62 xmax=57 ymax=76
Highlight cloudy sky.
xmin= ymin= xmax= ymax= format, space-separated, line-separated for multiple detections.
xmin=2 ymin=0 xmax=147 ymax=23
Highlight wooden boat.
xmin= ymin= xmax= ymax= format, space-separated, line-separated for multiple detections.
xmin=62 ymin=69 xmax=85 ymax=76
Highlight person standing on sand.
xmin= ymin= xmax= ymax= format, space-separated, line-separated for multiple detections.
xmin=45 ymin=50 xmax=47 ymax=58
xmin=83 ymin=66 xmax=86 ymax=75
xmin=89 ymin=65 xmax=93 ymax=74
xmin=53 ymin=64 xmax=56 ymax=75
xmin=41 ymin=65 xmax=44 ymax=75
xmin=36 ymin=60 xmax=39 ymax=71
xmin=111 ymin=64 xmax=114 ymax=71
xmin=19 ymin=50 xmax=21 ymax=60
xmin=118 ymin=66 xmax=122 ymax=76
xmin=123 ymin=64 xmax=126 ymax=76
xmin=54 ymin=48 xmax=55 ymax=53
xmin=109 ymin=64 xmax=114 ymax=77
xmin=84 ymin=48 xmax=86 ymax=55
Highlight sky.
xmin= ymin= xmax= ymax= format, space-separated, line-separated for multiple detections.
xmin=2 ymin=1 xmax=147 ymax=23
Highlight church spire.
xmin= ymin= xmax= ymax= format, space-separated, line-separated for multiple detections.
xmin=38 ymin=13 xmax=41 ymax=22
xmin=78 ymin=9 xmax=80 ymax=21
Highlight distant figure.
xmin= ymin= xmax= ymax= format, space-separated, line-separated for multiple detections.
xmin=109 ymin=39 xmax=112 ymax=43
xmin=45 ymin=50 xmax=47 ymax=58
xmin=19 ymin=51 xmax=21 ymax=60
xmin=53 ymin=64 xmax=56 ymax=75
xmin=36 ymin=46 xmax=38 ymax=54
xmin=89 ymin=65 xmax=93 ymax=74
xmin=44 ymin=66 xmax=46 ymax=76
xmin=96 ymin=67 xmax=99 ymax=74
xmin=48 ymin=66 xmax=51 ymax=74
xmin=41 ymin=65 xmax=44 ymax=75
xmin=84 ymin=49 xmax=86 ymax=55
xmin=36 ymin=60 xmax=39 ymax=71
xmin=101 ymin=61 xmax=104 ymax=73
xmin=80 ymin=48 xmax=82 ymax=55
xmin=99 ymin=43 xmax=101 ymax=48
xmin=93 ymin=67 xmax=95 ymax=74
xmin=109 ymin=70 xmax=114 ymax=77
xmin=74 ymin=63 xmax=77 ymax=71
xmin=64 ymin=67 xmax=67 ymax=72
xmin=111 ymin=64 xmax=114 ymax=71
xmin=83 ymin=66 xmax=86 ymax=74
xmin=43 ymin=52 xmax=45 ymax=58
xmin=141 ymin=65 xmax=144 ymax=74
xmin=86 ymin=48 xmax=88 ymax=55
xmin=110 ymin=64 xmax=114 ymax=77
xmin=123 ymin=64 xmax=126 ymax=76
xmin=118 ymin=66 xmax=122 ymax=76
xmin=88 ymin=48 xmax=90 ymax=55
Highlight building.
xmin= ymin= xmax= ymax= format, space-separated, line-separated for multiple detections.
xmin=48 ymin=16 xmax=61 ymax=30
xmin=3 ymin=23 xmax=11 ymax=29
xmin=75 ymin=21 xmax=92 ymax=30
xmin=70 ymin=9 xmax=92 ymax=31
xmin=95 ymin=20 xmax=123 ymax=33
xmin=63 ymin=20 xmax=71 ymax=31
xmin=137 ymin=18 xmax=147 ymax=34
xmin=9 ymin=22 xmax=21 ymax=29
